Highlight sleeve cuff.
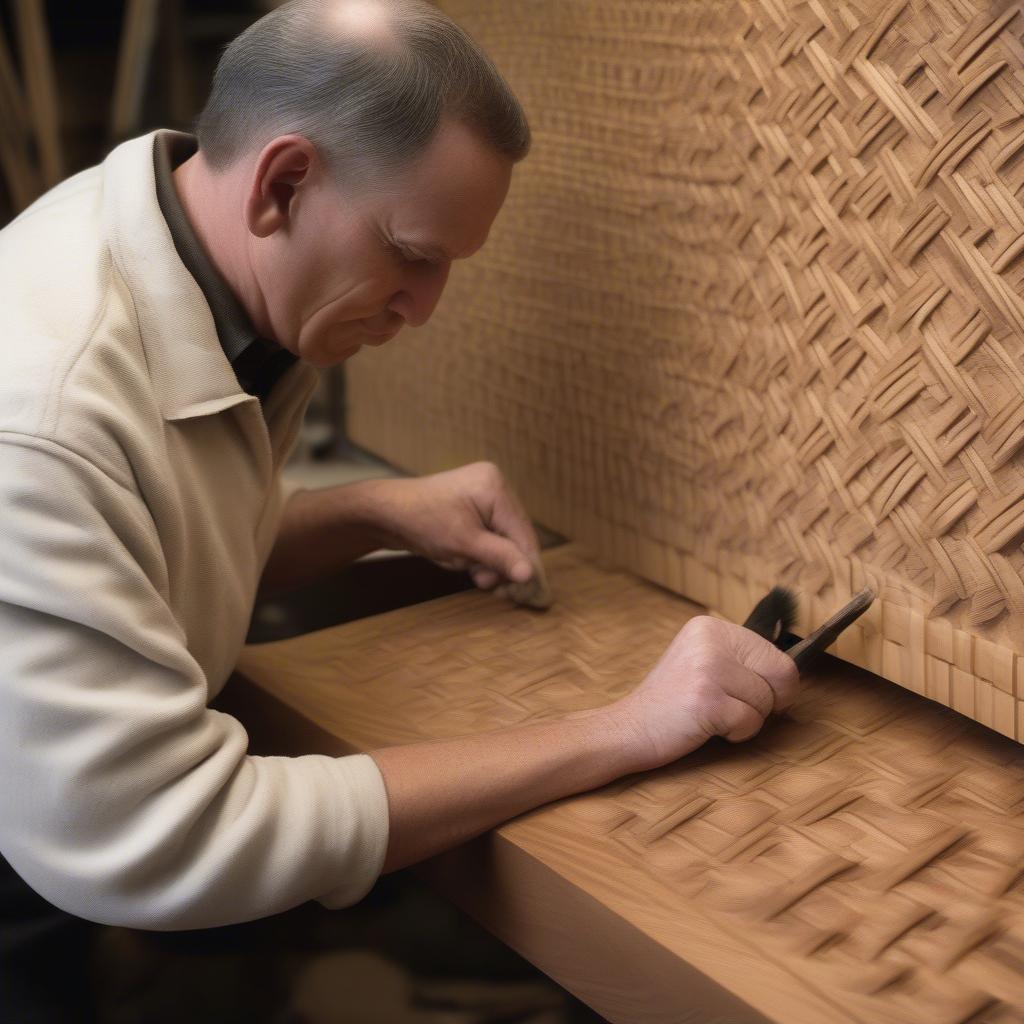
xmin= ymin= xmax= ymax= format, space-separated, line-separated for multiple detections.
xmin=316 ymin=752 xmax=391 ymax=909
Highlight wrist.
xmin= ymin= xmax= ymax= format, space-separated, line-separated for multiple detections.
xmin=332 ymin=477 xmax=405 ymax=549
xmin=597 ymin=695 xmax=707 ymax=775
xmin=564 ymin=702 xmax=654 ymax=779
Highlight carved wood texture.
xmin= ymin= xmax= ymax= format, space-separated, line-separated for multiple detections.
xmin=347 ymin=0 xmax=1024 ymax=739
xmin=236 ymin=546 xmax=1024 ymax=1024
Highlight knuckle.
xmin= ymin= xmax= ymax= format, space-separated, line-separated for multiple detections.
xmin=680 ymin=614 xmax=719 ymax=648
xmin=690 ymin=613 xmax=720 ymax=633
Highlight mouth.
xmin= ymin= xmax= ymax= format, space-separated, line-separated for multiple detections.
xmin=362 ymin=324 xmax=403 ymax=345
xmin=362 ymin=313 xmax=404 ymax=336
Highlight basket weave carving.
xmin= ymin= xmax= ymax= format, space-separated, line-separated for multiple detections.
xmin=348 ymin=0 xmax=1024 ymax=740
xmin=238 ymin=546 xmax=1024 ymax=1022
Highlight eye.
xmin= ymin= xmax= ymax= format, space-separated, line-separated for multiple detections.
xmin=385 ymin=240 xmax=423 ymax=264
xmin=387 ymin=239 xmax=444 ymax=267
xmin=404 ymin=251 xmax=442 ymax=267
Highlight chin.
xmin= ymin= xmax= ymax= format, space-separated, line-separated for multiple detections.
xmin=300 ymin=331 xmax=362 ymax=367
xmin=304 ymin=350 xmax=350 ymax=371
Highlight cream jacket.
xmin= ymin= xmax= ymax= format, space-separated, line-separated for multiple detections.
xmin=0 ymin=132 xmax=390 ymax=930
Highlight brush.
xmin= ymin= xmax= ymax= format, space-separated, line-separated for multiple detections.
xmin=743 ymin=585 xmax=875 ymax=673
xmin=743 ymin=585 xmax=798 ymax=644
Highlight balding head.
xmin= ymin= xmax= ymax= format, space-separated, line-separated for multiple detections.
xmin=194 ymin=0 xmax=530 ymax=187
xmin=325 ymin=0 xmax=397 ymax=44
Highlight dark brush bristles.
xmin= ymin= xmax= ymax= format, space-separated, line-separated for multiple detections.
xmin=743 ymin=585 xmax=798 ymax=643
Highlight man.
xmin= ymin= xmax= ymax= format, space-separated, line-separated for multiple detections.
xmin=0 ymin=0 xmax=800 ymax=1018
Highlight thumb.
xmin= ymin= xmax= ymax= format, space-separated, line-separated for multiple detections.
xmin=468 ymin=529 xmax=533 ymax=584
xmin=733 ymin=625 xmax=801 ymax=713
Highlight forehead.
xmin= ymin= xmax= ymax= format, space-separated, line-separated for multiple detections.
xmin=366 ymin=120 xmax=514 ymax=251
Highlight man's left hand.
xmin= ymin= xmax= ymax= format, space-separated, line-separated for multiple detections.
xmin=365 ymin=462 xmax=541 ymax=590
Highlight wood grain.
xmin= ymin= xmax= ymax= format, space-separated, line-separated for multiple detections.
xmin=346 ymin=0 xmax=1024 ymax=740
xmin=231 ymin=545 xmax=1024 ymax=1023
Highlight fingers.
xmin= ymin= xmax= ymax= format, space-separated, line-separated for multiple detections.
xmin=694 ymin=654 xmax=775 ymax=742
xmin=470 ymin=566 xmax=499 ymax=590
xmin=420 ymin=463 xmax=538 ymax=586
xmin=475 ymin=463 xmax=541 ymax=571
xmin=719 ymin=663 xmax=776 ymax=722
xmin=719 ymin=696 xmax=765 ymax=743
xmin=468 ymin=530 xmax=532 ymax=585
xmin=729 ymin=621 xmax=801 ymax=713
xmin=676 ymin=617 xmax=802 ymax=744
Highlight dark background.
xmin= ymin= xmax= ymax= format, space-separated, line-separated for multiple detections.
xmin=1 ymin=0 xmax=257 ymax=225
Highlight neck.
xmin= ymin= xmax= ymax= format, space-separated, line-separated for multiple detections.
xmin=172 ymin=152 xmax=276 ymax=340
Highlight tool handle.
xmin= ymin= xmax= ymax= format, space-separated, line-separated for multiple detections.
xmin=785 ymin=587 xmax=875 ymax=671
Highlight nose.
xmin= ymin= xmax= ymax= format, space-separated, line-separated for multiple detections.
xmin=387 ymin=262 xmax=452 ymax=327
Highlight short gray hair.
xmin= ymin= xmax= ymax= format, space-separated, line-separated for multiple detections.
xmin=195 ymin=0 xmax=530 ymax=183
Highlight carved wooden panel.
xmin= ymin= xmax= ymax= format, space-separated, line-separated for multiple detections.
xmin=234 ymin=545 xmax=1024 ymax=1024
xmin=346 ymin=0 xmax=1024 ymax=738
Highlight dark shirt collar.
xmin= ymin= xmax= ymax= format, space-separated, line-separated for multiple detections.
xmin=152 ymin=130 xmax=297 ymax=401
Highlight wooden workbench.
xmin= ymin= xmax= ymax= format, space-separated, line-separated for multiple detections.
xmin=225 ymin=545 xmax=1024 ymax=1024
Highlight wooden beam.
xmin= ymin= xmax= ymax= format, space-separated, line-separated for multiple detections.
xmin=110 ymin=0 xmax=161 ymax=141
xmin=12 ymin=0 xmax=62 ymax=187
xmin=0 ymin=16 xmax=39 ymax=212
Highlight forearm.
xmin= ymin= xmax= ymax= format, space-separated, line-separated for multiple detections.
xmin=369 ymin=704 xmax=648 ymax=873
xmin=259 ymin=479 xmax=390 ymax=596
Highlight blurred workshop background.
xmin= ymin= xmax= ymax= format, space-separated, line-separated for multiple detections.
xmin=0 ymin=0 xmax=385 ymax=482
xmin=0 ymin=2 xmax=590 ymax=1022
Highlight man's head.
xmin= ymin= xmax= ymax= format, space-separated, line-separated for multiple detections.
xmin=183 ymin=0 xmax=530 ymax=366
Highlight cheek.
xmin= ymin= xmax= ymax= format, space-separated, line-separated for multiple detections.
xmin=250 ymin=238 xmax=317 ymax=345
xmin=305 ymin=239 xmax=392 ymax=313
xmin=255 ymin=227 xmax=403 ymax=348
xmin=295 ymin=304 xmax=365 ymax=366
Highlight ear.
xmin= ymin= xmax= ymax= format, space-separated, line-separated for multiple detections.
xmin=245 ymin=135 xmax=318 ymax=238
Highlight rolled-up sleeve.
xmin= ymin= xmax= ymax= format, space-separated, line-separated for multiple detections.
xmin=0 ymin=434 xmax=390 ymax=930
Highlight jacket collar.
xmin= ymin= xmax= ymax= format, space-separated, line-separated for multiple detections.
xmin=100 ymin=131 xmax=311 ymax=421
xmin=152 ymin=129 xmax=260 ymax=366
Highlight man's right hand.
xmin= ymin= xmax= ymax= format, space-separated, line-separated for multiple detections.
xmin=612 ymin=615 xmax=802 ymax=772
xmin=371 ymin=613 xmax=801 ymax=874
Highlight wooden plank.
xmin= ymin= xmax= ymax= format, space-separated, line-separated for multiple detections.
xmin=229 ymin=545 xmax=1024 ymax=1023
